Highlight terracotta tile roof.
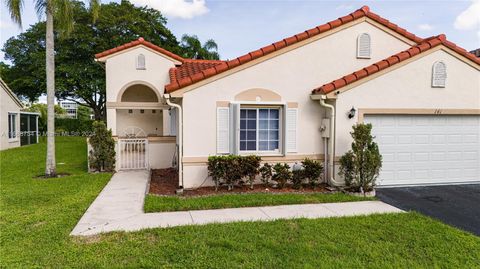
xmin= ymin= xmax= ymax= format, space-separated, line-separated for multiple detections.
xmin=95 ymin=37 xmax=185 ymax=62
xmin=169 ymin=59 xmax=225 ymax=83
xmin=312 ymin=34 xmax=480 ymax=95
xmin=165 ymin=5 xmax=425 ymax=93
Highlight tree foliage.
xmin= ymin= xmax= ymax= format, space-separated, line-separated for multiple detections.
xmin=2 ymin=0 xmax=209 ymax=119
xmin=339 ymin=123 xmax=382 ymax=192
xmin=180 ymin=34 xmax=220 ymax=60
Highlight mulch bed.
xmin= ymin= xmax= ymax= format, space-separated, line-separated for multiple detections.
xmin=149 ymin=168 xmax=331 ymax=196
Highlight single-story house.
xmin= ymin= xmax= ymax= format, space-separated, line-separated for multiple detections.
xmin=95 ymin=6 xmax=480 ymax=189
xmin=0 ymin=78 xmax=40 ymax=150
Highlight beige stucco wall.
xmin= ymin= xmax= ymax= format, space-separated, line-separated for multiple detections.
xmin=149 ymin=141 xmax=176 ymax=169
xmin=105 ymin=46 xmax=174 ymax=102
xmin=180 ymin=21 xmax=413 ymax=188
xmin=335 ymin=48 xmax=480 ymax=156
xmin=0 ymin=87 xmax=22 ymax=150
xmin=116 ymin=109 xmax=164 ymax=137
xmin=105 ymin=46 xmax=176 ymax=135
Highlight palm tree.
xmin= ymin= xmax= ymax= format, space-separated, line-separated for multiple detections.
xmin=180 ymin=34 xmax=220 ymax=60
xmin=5 ymin=0 xmax=100 ymax=177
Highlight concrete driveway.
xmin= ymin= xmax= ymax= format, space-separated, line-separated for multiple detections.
xmin=377 ymin=184 xmax=480 ymax=236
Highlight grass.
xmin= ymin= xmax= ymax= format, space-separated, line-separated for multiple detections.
xmin=1 ymin=137 xmax=480 ymax=268
xmin=144 ymin=192 xmax=374 ymax=212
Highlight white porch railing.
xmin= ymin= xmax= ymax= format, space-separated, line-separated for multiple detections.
xmin=117 ymin=138 xmax=148 ymax=170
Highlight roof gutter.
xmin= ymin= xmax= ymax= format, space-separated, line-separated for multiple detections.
xmin=318 ymin=95 xmax=343 ymax=187
xmin=164 ymin=94 xmax=183 ymax=190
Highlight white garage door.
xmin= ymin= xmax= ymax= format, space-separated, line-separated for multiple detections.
xmin=365 ymin=115 xmax=480 ymax=186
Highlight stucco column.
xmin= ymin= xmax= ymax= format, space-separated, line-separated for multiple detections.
xmin=107 ymin=108 xmax=117 ymax=136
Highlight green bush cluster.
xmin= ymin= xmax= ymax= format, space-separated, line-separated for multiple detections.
xmin=55 ymin=118 xmax=94 ymax=134
xmin=207 ymin=155 xmax=261 ymax=191
xmin=207 ymin=156 xmax=323 ymax=191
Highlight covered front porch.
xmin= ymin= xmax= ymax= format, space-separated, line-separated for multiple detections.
xmin=106 ymin=83 xmax=178 ymax=171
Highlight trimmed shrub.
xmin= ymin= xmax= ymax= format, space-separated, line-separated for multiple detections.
xmin=291 ymin=167 xmax=305 ymax=190
xmin=302 ymin=158 xmax=323 ymax=189
xmin=207 ymin=156 xmax=227 ymax=191
xmin=89 ymin=121 xmax=116 ymax=172
xmin=243 ymin=155 xmax=261 ymax=189
xmin=339 ymin=123 xmax=382 ymax=192
xmin=259 ymin=163 xmax=273 ymax=187
xmin=272 ymin=163 xmax=292 ymax=189
xmin=223 ymin=155 xmax=244 ymax=191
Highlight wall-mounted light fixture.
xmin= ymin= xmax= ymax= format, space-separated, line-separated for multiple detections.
xmin=348 ymin=107 xmax=356 ymax=119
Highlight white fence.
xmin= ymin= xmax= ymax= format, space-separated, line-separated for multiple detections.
xmin=117 ymin=138 xmax=148 ymax=170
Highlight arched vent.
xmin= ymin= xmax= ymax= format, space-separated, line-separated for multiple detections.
xmin=136 ymin=54 xmax=146 ymax=70
xmin=357 ymin=33 xmax=371 ymax=59
xmin=432 ymin=61 xmax=446 ymax=87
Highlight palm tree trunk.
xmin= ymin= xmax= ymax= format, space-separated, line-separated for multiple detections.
xmin=45 ymin=7 xmax=56 ymax=177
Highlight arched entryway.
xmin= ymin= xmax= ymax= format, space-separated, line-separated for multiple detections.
xmin=117 ymin=83 xmax=163 ymax=138
xmin=120 ymin=84 xmax=159 ymax=103
xmin=112 ymin=82 xmax=177 ymax=171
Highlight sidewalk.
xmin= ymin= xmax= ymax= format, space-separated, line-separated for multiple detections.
xmin=71 ymin=171 xmax=403 ymax=236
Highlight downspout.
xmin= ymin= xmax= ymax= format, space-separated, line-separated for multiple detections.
xmin=164 ymin=94 xmax=183 ymax=189
xmin=319 ymin=95 xmax=343 ymax=187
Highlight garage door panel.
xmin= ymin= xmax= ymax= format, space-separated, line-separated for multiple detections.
xmin=365 ymin=115 xmax=480 ymax=186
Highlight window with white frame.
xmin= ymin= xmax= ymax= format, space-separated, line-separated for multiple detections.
xmin=357 ymin=33 xmax=371 ymax=59
xmin=8 ymin=113 xmax=17 ymax=139
xmin=136 ymin=54 xmax=146 ymax=70
xmin=432 ymin=61 xmax=446 ymax=87
xmin=240 ymin=108 xmax=280 ymax=152
xmin=216 ymin=103 xmax=297 ymax=155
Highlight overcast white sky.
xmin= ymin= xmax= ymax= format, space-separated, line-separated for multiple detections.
xmin=1 ymin=0 xmax=479 ymax=61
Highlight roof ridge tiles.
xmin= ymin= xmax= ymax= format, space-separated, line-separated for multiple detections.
xmin=165 ymin=5 xmax=428 ymax=92
xmin=95 ymin=37 xmax=185 ymax=62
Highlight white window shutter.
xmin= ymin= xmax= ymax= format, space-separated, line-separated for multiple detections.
xmin=170 ymin=108 xmax=177 ymax=136
xmin=216 ymin=107 xmax=230 ymax=154
xmin=432 ymin=61 xmax=446 ymax=87
xmin=357 ymin=33 xmax=371 ymax=59
xmin=285 ymin=108 xmax=298 ymax=153
xmin=229 ymin=103 xmax=240 ymax=155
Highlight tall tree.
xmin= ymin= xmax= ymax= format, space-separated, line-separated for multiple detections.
xmin=5 ymin=0 xmax=100 ymax=177
xmin=3 ymin=0 xmax=183 ymax=120
xmin=2 ymin=23 xmax=46 ymax=102
xmin=180 ymin=34 xmax=220 ymax=60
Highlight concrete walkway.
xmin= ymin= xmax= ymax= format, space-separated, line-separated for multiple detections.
xmin=71 ymin=171 xmax=403 ymax=236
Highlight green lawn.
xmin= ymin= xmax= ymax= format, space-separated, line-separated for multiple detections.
xmin=145 ymin=192 xmax=374 ymax=212
xmin=1 ymin=137 xmax=480 ymax=268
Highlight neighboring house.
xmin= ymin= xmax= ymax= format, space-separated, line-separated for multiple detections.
xmin=59 ymin=101 xmax=78 ymax=119
xmin=0 ymin=78 xmax=40 ymax=150
xmin=96 ymin=6 xmax=480 ymax=189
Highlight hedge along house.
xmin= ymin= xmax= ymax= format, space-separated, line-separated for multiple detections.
xmin=0 ymin=78 xmax=40 ymax=151
xmin=96 ymin=6 xmax=480 ymax=189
